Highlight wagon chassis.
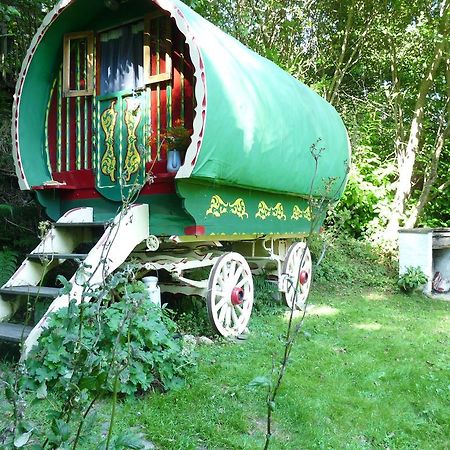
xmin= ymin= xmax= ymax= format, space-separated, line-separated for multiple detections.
xmin=131 ymin=234 xmax=313 ymax=336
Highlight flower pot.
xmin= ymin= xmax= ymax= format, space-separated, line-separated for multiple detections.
xmin=166 ymin=149 xmax=181 ymax=173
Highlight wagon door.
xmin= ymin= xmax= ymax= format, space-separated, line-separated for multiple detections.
xmin=95 ymin=22 xmax=147 ymax=201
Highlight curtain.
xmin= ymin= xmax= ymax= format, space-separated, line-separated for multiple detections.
xmin=100 ymin=22 xmax=144 ymax=95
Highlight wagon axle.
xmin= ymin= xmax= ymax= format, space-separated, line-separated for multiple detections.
xmin=299 ymin=270 xmax=309 ymax=285
xmin=231 ymin=287 xmax=244 ymax=306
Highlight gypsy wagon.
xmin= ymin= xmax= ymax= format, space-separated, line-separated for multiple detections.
xmin=0 ymin=0 xmax=350 ymax=352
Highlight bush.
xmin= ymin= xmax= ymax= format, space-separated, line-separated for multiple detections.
xmin=308 ymin=232 xmax=397 ymax=290
xmin=25 ymin=280 xmax=197 ymax=396
xmin=398 ymin=266 xmax=428 ymax=293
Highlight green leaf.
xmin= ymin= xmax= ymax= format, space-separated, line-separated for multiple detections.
xmin=112 ymin=433 xmax=146 ymax=449
xmin=248 ymin=376 xmax=272 ymax=389
xmin=51 ymin=419 xmax=71 ymax=443
xmin=14 ymin=430 xmax=33 ymax=448
xmin=36 ymin=382 xmax=47 ymax=399
xmin=56 ymin=275 xmax=72 ymax=294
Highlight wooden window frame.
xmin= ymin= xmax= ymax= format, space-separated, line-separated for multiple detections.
xmin=63 ymin=31 xmax=94 ymax=97
xmin=144 ymin=12 xmax=172 ymax=85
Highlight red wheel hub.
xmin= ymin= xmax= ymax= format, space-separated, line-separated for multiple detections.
xmin=299 ymin=270 xmax=309 ymax=285
xmin=231 ymin=287 xmax=244 ymax=305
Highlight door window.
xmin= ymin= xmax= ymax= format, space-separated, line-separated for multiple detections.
xmin=99 ymin=22 xmax=144 ymax=95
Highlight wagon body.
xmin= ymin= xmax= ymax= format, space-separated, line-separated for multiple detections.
xmin=1 ymin=0 xmax=350 ymax=347
xmin=12 ymin=0 xmax=350 ymax=240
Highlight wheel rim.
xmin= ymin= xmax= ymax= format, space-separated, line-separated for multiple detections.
xmin=282 ymin=242 xmax=312 ymax=309
xmin=207 ymin=252 xmax=254 ymax=336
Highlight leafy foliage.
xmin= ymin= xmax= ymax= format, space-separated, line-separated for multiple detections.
xmin=308 ymin=232 xmax=397 ymax=289
xmin=26 ymin=280 xmax=196 ymax=396
xmin=1 ymin=268 xmax=197 ymax=448
xmin=171 ymin=295 xmax=212 ymax=337
xmin=398 ymin=266 xmax=428 ymax=293
xmin=0 ymin=248 xmax=18 ymax=285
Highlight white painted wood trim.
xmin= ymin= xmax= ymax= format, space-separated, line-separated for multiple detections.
xmin=22 ymin=204 xmax=149 ymax=357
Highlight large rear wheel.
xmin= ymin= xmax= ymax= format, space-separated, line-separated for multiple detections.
xmin=206 ymin=252 xmax=254 ymax=336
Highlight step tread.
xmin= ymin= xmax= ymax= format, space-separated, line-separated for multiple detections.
xmin=0 ymin=285 xmax=60 ymax=298
xmin=27 ymin=253 xmax=88 ymax=260
xmin=53 ymin=222 xmax=107 ymax=228
xmin=0 ymin=322 xmax=33 ymax=343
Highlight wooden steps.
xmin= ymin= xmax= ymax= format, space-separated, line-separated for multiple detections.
xmin=0 ymin=322 xmax=33 ymax=343
xmin=53 ymin=222 xmax=107 ymax=228
xmin=0 ymin=204 xmax=150 ymax=356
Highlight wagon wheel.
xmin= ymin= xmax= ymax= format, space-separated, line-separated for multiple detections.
xmin=207 ymin=252 xmax=254 ymax=337
xmin=281 ymin=242 xmax=312 ymax=309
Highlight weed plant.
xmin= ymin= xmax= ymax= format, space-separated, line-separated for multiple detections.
xmin=0 ymin=269 xmax=196 ymax=448
xmin=309 ymin=232 xmax=397 ymax=290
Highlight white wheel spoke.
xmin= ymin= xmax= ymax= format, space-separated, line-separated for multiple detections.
xmin=225 ymin=305 xmax=231 ymax=328
xmin=227 ymin=261 xmax=235 ymax=280
xmin=231 ymin=306 xmax=239 ymax=327
xmin=218 ymin=302 xmax=227 ymax=324
xmin=282 ymin=243 xmax=312 ymax=310
xmin=236 ymin=276 xmax=248 ymax=288
xmin=214 ymin=296 xmax=228 ymax=312
xmin=231 ymin=265 xmax=244 ymax=286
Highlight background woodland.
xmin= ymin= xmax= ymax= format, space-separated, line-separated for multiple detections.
xmin=0 ymin=0 xmax=449 ymax=252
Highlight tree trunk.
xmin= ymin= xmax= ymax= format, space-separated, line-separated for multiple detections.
xmin=383 ymin=11 xmax=448 ymax=238
xmin=405 ymin=48 xmax=450 ymax=228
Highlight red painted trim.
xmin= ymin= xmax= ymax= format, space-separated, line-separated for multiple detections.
xmin=32 ymin=184 xmax=77 ymax=190
xmin=56 ymin=173 xmax=176 ymax=201
xmin=69 ymin=96 xmax=77 ymax=170
xmin=299 ymin=270 xmax=309 ymax=285
xmin=231 ymin=287 xmax=244 ymax=305
xmin=61 ymin=96 xmax=67 ymax=170
xmin=184 ymin=225 xmax=205 ymax=236
xmin=87 ymin=97 xmax=93 ymax=169
xmin=53 ymin=169 xmax=94 ymax=188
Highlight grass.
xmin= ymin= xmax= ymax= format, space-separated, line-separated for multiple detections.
xmin=94 ymin=286 xmax=450 ymax=449
xmin=1 ymin=236 xmax=449 ymax=449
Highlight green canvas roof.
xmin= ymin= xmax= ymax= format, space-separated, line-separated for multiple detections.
xmin=172 ymin=0 xmax=350 ymax=199
xmin=12 ymin=0 xmax=350 ymax=201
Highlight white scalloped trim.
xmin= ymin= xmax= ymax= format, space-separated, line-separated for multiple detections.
xmin=11 ymin=0 xmax=206 ymax=190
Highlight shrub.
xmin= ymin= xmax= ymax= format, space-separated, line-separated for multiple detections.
xmin=25 ymin=280 xmax=197 ymax=396
xmin=398 ymin=266 xmax=428 ymax=293
xmin=308 ymin=232 xmax=397 ymax=290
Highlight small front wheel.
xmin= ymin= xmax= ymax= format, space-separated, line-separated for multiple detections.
xmin=281 ymin=242 xmax=312 ymax=309
xmin=206 ymin=252 xmax=254 ymax=337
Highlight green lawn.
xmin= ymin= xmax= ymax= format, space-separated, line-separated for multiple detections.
xmin=1 ymin=286 xmax=449 ymax=449
xmin=104 ymin=287 xmax=450 ymax=449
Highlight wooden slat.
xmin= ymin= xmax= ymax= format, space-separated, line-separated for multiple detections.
xmin=0 ymin=286 xmax=60 ymax=298
xmin=27 ymin=253 xmax=88 ymax=261
xmin=0 ymin=323 xmax=33 ymax=343
xmin=53 ymin=221 xmax=107 ymax=228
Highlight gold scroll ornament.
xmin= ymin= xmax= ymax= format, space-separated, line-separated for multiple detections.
xmin=100 ymin=101 xmax=118 ymax=182
xmin=255 ymin=201 xmax=286 ymax=220
xmin=123 ymin=98 xmax=142 ymax=182
xmin=291 ymin=205 xmax=312 ymax=221
xmin=206 ymin=195 xmax=249 ymax=219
